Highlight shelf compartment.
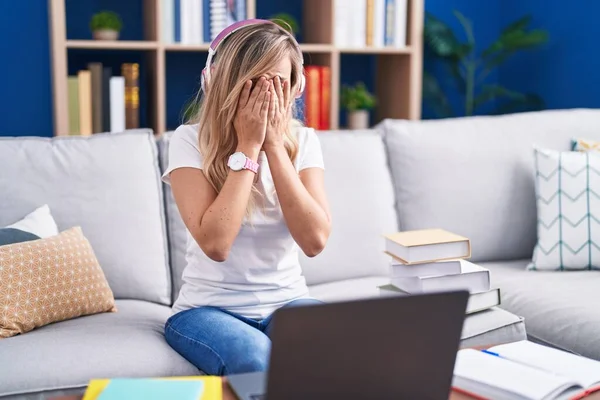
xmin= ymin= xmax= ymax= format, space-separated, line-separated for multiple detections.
xmin=66 ymin=40 xmax=159 ymax=50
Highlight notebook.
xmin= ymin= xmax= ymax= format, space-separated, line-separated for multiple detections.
xmin=453 ymin=340 xmax=600 ymax=399
xmin=83 ymin=376 xmax=222 ymax=400
xmin=97 ymin=379 xmax=204 ymax=400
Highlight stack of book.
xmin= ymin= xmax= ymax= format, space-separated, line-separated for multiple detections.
xmin=379 ymin=228 xmax=501 ymax=315
xmin=334 ymin=0 xmax=408 ymax=48
xmin=67 ymin=62 xmax=139 ymax=136
xmin=161 ymin=0 xmax=247 ymax=44
xmin=298 ymin=66 xmax=330 ymax=130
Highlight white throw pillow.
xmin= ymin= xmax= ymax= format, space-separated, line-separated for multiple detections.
xmin=4 ymin=205 xmax=59 ymax=238
xmin=529 ymin=148 xmax=600 ymax=270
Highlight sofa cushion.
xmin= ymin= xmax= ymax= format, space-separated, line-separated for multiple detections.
xmin=530 ymin=148 xmax=600 ymax=270
xmin=299 ymin=131 xmax=398 ymax=285
xmin=0 ymin=299 xmax=199 ymax=399
xmin=157 ymin=131 xmax=188 ymax=303
xmin=156 ymin=129 xmax=399 ymax=291
xmin=309 ymin=276 xmax=526 ymax=347
xmin=0 ymin=131 xmax=171 ymax=305
xmin=482 ymin=259 xmax=600 ymax=360
xmin=0 ymin=227 xmax=117 ymax=338
xmin=380 ymin=109 xmax=600 ymax=262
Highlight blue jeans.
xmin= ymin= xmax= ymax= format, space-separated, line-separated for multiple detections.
xmin=164 ymin=298 xmax=323 ymax=375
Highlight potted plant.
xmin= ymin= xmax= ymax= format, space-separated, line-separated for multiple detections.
xmin=341 ymin=82 xmax=376 ymax=129
xmin=90 ymin=11 xmax=123 ymax=41
xmin=269 ymin=13 xmax=300 ymax=37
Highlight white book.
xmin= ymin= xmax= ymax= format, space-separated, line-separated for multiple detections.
xmin=384 ymin=228 xmax=471 ymax=265
xmin=378 ymin=285 xmax=500 ymax=314
xmin=109 ymin=77 xmax=125 ymax=133
xmin=210 ymin=0 xmax=227 ymax=41
xmin=333 ymin=0 xmax=349 ymax=47
xmin=453 ymin=341 xmax=600 ymax=399
xmin=390 ymin=260 xmax=490 ymax=294
xmin=161 ymin=0 xmax=174 ymax=43
xmin=373 ymin=0 xmax=385 ymax=47
xmin=181 ymin=0 xmax=202 ymax=44
xmin=394 ymin=0 xmax=407 ymax=47
xmin=389 ymin=259 xmax=462 ymax=278
xmin=348 ymin=0 xmax=367 ymax=48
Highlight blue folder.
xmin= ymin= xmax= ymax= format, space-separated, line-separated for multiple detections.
xmin=97 ymin=378 xmax=204 ymax=400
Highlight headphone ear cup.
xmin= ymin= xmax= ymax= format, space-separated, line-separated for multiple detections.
xmin=295 ymin=74 xmax=306 ymax=99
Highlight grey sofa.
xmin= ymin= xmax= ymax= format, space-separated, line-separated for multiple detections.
xmin=8 ymin=109 xmax=597 ymax=398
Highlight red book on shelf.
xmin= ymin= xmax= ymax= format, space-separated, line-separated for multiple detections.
xmin=303 ymin=66 xmax=321 ymax=130
xmin=319 ymin=66 xmax=331 ymax=130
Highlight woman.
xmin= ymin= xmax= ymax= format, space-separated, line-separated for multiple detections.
xmin=161 ymin=19 xmax=332 ymax=376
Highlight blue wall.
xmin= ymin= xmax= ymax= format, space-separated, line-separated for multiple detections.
xmin=0 ymin=0 xmax=597 ymax=136
xmin=499 ymin=0 xmax=600 ymax=111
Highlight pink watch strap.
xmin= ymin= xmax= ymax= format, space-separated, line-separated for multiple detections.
xmin=244 ymin=157 xmax=259 ymax=173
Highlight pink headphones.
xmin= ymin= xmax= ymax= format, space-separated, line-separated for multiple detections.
xmin=200 ymin=19 xmax=306 ymax=98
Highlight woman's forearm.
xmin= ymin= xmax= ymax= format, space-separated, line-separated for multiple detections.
xmin=197 ymin=144 xmax=260 ymax=261
xmin=265 ymin=144 xmax=330 ymax=257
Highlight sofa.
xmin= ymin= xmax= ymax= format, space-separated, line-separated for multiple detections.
xmin=4 ymin=108 xmax=598 ymax=399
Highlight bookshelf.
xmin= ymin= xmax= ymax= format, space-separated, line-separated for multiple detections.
xmin=48 ymin=0 xmax=423 ymax=136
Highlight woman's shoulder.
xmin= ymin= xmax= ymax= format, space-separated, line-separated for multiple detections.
xmin=170 ymin=123 xmax=200 ymax=147
xmin=293 ymin=124 xmax=318 ymax=145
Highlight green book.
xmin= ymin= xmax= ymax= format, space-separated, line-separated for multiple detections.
xmin=67 ymin=76 xmax=80 ymax=135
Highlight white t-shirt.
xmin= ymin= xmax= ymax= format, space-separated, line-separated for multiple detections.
xmin=162 ymin=124 xmax=325 ymax=319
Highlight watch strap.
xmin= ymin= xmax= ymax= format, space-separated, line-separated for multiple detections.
xmin=244 ymin=156 xmax=259 ymax=173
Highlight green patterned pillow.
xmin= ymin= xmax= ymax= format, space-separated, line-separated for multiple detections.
xmin=529 ymin=147 xmax=600 ymax=270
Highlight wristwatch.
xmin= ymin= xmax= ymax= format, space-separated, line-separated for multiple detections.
xmin=227 ymin=152 xmax=259 ymax=173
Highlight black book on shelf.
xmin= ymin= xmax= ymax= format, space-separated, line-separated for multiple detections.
xmin=101 ymin=67 xmax=112 ymax=133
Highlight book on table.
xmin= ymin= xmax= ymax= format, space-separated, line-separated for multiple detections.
xmin=389 ymin=258 xmax=463 ymax=278
xmin=378 ymin=284 xmax=500 ymax=315
xmin=388 ymin=259 xmax=490 ymax=294
xmin=453 ymin=340 xmax=600 ymax=400
xmin=384 ymin=228 xmax=471 ymax=265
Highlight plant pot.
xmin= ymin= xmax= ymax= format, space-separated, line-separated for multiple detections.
xmin=347 ymin=110 xmax=370 ymax=129
xmin=93 ymin=29 xmax=120 ymax=41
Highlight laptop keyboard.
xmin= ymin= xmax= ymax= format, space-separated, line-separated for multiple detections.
xmin=250 ymin=395 xmax=266 ymax=400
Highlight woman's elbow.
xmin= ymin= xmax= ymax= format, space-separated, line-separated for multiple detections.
xmin=301 ymin=231 xmax=329 ymax=258
xmin=195 ymin=235 xmax=230 ymax=262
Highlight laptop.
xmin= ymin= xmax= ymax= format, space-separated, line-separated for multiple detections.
xmin=228 ymin=290 xmax=469 ymax=400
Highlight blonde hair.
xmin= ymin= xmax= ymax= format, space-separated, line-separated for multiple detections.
xmin=187 ymin=22 xmax=303 ymax=217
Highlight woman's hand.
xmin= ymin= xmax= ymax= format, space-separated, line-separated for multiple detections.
xmin=233 ymin=77 xmax=271 ymax=150
xmin=263 ymin=76 xmax=291 ymax=150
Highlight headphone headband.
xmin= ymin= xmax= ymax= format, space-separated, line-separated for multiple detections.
xmin=201 ymin=19 xmax=305 ymax=96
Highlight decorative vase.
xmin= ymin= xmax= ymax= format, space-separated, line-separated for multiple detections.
xmin=93 ymin=30 xmax=119 ymax=41
xmin=347 ymin=110 xmax=369 ymax=129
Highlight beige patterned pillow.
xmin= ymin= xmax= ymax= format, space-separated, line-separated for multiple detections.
xmin=0 ymin=227 xmax=116 ymax=338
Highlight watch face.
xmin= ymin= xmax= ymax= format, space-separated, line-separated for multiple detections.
xmin=228 ymin=152 xmax=246 ymax=171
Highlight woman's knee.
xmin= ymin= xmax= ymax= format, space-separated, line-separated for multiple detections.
xmin=227 ymin=333 xmax=270 ymax=374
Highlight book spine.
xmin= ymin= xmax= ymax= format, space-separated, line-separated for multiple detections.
xmin=67 ymin=76 xmax=80 ymax=135
xmin=88 ymin=62 xmax=103 ymax=133
xmin=373 ymin=0 xmax=385 ymax=47
xmin=394 ymin=0 xmax=407 ymax=47
xmin=77 ymin=70 xmax=92 ymax=136
xmin=101 ymin=67 xmax=112 ymax=132
xmin=121 ymin=63 xmax=140 ymax=130
xmin=164 ymin=0 xmax=175 ymax=43
xmin=174 ymin=0 xmax=181 ymax=42
xmin=180 ymin=0 xmax=193 ymax=44
xmin=333 ymin=0 xmax=347 ymax=47
xmin=366 ymin=0 xmax=374 ymax=46
xmin=210 ymin=0 xmax=227 ymax=41
xmin=237 ymin=0 xmax=246 ymax=20
xmin=319 ymin=66 xmax=331 ymax=130
xmin=304 ymin=66 xmax=321 ymax=130
xmin=203 ymin=0 xmax=211 ymax=42
xmin=109 ymin=77 xmax=126 ymax=132
xmin=384 ymin=0 xmax=395 ymax=46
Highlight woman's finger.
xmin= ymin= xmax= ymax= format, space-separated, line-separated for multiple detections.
xmin=248 ymin=78 xmax=265 ymax=109
xmin=270 ymin=81 xmax=279 ymax=118
xmin=283 ymin=79 xmax=291 ymax=110
xmin=252 ymin=78 xmax=269 ymax=111
xmin=261 ymin=91 xmax=271 ymax=118
xmin=275 ymin=77 xmax=285 ymax=112
xmin=238 ymin=80 xmax=252 ymax=109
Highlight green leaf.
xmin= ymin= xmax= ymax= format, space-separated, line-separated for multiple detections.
xmin=501 ymin=15 xmax=532 ymax=36
xmin=491 ymin=93 xmax=545 ymax=115
xmin=422 ymin=71 xmax=453 ymax=118
xmin=424 ymin=12 xmax=465 ymax=58
xmin=453 ymin=10 xmax=475 ymax=47
xmin=473 ymin=84 xmax=527 ymax=110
